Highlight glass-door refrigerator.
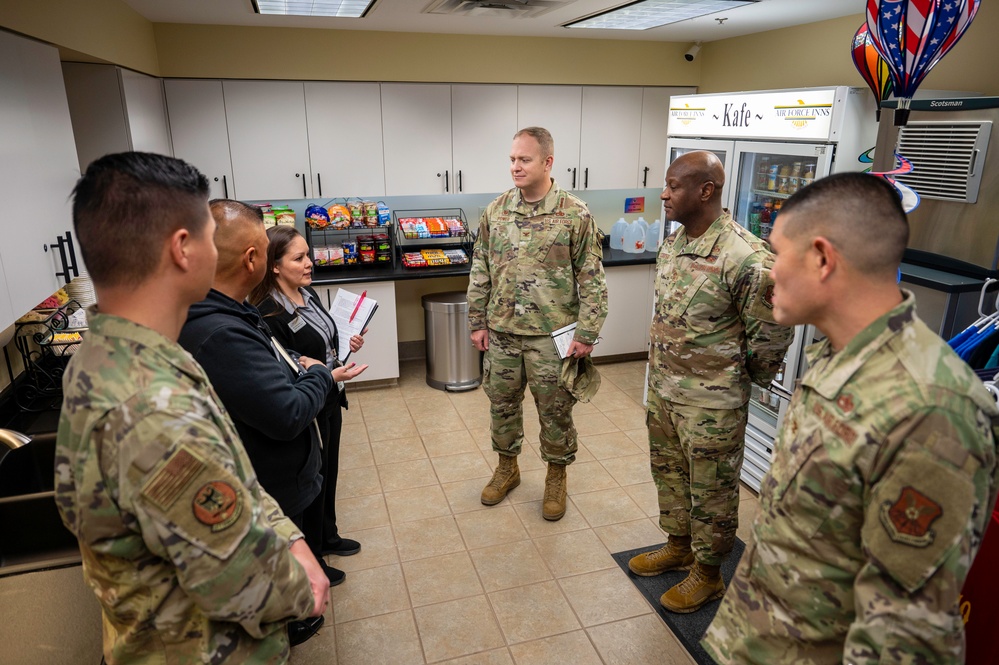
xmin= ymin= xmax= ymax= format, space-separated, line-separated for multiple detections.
xmin=665 ymin=87 xmax=878 ymax=491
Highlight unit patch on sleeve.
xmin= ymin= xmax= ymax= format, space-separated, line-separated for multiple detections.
xmin=880 ymin=486 xmax=943 ymax=547
xmin=192 ymin=481 xmax=242 ymax=532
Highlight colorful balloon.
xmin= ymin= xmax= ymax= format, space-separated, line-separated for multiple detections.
xmin=865 ymin=0 xmax=981 ymax=125
xmin=852 ymin=23 xmax=894 ymax=120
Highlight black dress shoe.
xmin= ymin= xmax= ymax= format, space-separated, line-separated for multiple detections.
xmin=322 ymin=537 xmax=361 ymax=557
xmin=322 ymin=560 xmax=346 ymax=587
xmin=288 ymin=615 xmax=324 ymax=647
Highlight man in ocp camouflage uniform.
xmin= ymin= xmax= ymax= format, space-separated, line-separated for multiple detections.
xmin=630 ymin=151 xmax=792 ymax=613
xmin=703 ymin=172 xmax=999 ymax=664
xmin=54 ymin=152 xmax=329 ymax=664
xmin=467 ymin=126 xmax=607 ymax=521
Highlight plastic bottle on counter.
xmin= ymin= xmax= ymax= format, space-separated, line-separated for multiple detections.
xmin=646 ymin=219 xmax=663 ymax=250
xmin=610 ymin=218 xmax=628 ymax=250
xmin=623 ymin=220 xmax=646 ymax=253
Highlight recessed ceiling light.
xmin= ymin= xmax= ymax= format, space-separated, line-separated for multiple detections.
xmin=252 ymin=0 xmax=377 ymax=18
xmin=564 ymin=0 xmax=757 ymax=30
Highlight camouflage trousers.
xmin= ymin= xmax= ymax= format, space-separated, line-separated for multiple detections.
xmin=647 ymin=392 xmax=747 ymax=566
xmin=482 ymin=330 xmax=578 ymax=465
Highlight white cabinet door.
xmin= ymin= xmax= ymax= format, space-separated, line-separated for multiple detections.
xmin=451 ymin=84 xmax=517 ymax=195
xmin=381 ymin=84 xmax=452 ymax=196
xmin=165 ymin=79 xmax=234 ymax=200
xmin=593 ymin=265 xmax=653 ymax=358
xmin=639 ymin=87 xmax=674 ymax=190
xmin=118 ymin=69 xmax=172 ymax=157
xmin=517 ymin=85 xmax=582 ymax=190
xmin=61 ymin=63 xmax=130 ymax=172
xmin=314 ymin=282 xmax=399 ymax=383
xmin=305 ymin=82 xmax=385 ymax=198
xmin=579 ymin=86 xmax=644 ymax=191
xmin=223 ymin=80 xmax=312 ymax=200
xmin=0 ymin=32 xmax=79 ymax=329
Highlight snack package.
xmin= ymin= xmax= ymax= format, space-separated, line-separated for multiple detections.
xmin=402 ymin=252 xmax=427 ymax=268
xmin=258 ymin=203 xmax=276 ymax=228
xmin=305 ymin=204 xmax=331 ymax=229
xmin=328 ymin=204 xmax=351 ymax=230
xmin=274 ymin=207 xmax=296 ymax=226
xmin=347 ymin=201 xmax=365 ymax=227
xmin=328 ymin=245 xmax=344 ymax=266
xmin=313 ymin=246 xmax=330 ymax=267
xmin=377 ymin=202 xmax=392 ymax=226
xmin=420 ymin=248 xmax=449 ymax=266
xmin=444 ymin=248 xmax=468 ymax=265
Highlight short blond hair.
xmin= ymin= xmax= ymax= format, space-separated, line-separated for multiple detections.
xmin=514 ymin=127 xmax=554 ymax=158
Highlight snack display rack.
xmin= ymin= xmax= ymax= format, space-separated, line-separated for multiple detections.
xmin=13 ymin=299 xmax=85 ymax=412
xmin=305 ymin=224 xmax=396 ymax=271
xmin=393 ymin=208 xmax=473 ymax=269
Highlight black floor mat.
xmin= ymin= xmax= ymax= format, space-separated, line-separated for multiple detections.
xmin=611 ymin=539 xmax=746 ymax=665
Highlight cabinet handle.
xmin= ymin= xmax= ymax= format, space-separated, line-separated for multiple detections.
xmin=568 ymin=167 xmax=576 ymax=189
xmin=457 ymin=170 xmax=462 ymax=192
xmin=317 ymin=172 xmax=323 ymax=197
xmin=445 ymin=170 xmax=450 ymax=193
xmin=223 ymin=175 xmax=228 ymax=198
xmin=642 ymin=166 xmax=650 ymax=188
xmin=584 ymin=167 xmax=589 ymax=189
xmin=296 ymin=173 xmax=306 ymax=198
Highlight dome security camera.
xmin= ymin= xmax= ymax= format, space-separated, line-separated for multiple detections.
xmin=684 ymin=43 xmax=701 ymax=62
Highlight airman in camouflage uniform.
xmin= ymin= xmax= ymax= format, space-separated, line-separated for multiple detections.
xmin=54 ymin=152 xmax=325 ymax=664
xmin=630 ymin=151 xmax=792 ymax=613
xmin=703 ymin=172 xmax=999 ymax=664
xmin=467 ymin=126 xmax=607 ymax=521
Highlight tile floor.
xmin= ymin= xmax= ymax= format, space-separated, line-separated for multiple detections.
xmin=292 ymin=359 xmax=761 ymax=665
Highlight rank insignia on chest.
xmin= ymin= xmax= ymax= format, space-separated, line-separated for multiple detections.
xmin=193 ymin=481 xmax=242 ymax=532
xmin=879 ymin=486 xmax=943 ymax=547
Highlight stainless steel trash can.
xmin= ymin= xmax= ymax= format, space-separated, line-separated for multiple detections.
xmin=422 ymin=292 xmax=482 ymax=391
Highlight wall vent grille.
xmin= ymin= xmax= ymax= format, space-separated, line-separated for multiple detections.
xmin=894 ymin=121 xmax=991 ymax=203
xmin=423 ymin=0 xmax=571 ymax=19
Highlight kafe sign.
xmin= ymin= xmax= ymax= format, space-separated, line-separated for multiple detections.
xmin=668 ymin=89 xmax=839 ymax=140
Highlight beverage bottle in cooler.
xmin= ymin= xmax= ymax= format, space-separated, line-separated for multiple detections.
xmin=772 ymin=200 xmax=783 ymax=226
xmin=749 ymin=202 xmax=762 ymax=237
xmin=766 ymin=162 xmax=779 ymax=191
xmin=788 ymin=162 xmax=802 ymax=195
xmin=759 ymin=200 xmax=773 ymax=240
xmin=756 ymin=157 xmax=770 ymax=190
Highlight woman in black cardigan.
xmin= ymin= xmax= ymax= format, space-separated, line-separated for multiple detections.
xmin=250 ymin=226 xmax=368 ymax=585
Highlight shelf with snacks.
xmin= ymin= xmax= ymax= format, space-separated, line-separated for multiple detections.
xmin=303 ymin=200 xmax=395 ymax=270
xmin=13 ymin=298 xmax=87 ymax=412
xmin=750 ymin=188 xmax=794 ymax=201
xmin=393 ymin=208 xmax=473 ymax=270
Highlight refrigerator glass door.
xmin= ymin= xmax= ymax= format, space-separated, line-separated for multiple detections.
xmin=729 ymin=141 xmax=835 ymax=238
xmin=665 ymin=138 xmax=735 ymax=189
xmin=747 ymin=323 xmax=806 ymax=440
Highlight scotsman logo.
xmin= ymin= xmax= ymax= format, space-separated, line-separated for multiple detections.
xmin=929 ymin=100 xmax=965 ymax=107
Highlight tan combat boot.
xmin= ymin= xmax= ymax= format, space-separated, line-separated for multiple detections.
xmin=481 ymin=454 xmax=520 ymax=505
xmin=659 ymin=560 xmax=725 ymax=613
xmin=542 ymin=463 xmax=567 ymax=521
xmin=628 ymin=535 xmax=694 ymax=576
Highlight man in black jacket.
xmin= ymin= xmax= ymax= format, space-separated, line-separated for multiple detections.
xmin=178 ymin=200 xmax=339 ymax=645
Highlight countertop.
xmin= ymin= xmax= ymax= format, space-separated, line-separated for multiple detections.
xmin=900 ymin=262 xmax=990 ymax=294
xmin=311 ymin=246 xmax=658 ymax=286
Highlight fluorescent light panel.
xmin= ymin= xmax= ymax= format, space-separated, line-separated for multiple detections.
xmin=565 ymin=0 xmax=757 ymax=30
xmin=253 ymin=0 xmax=376 ymax=18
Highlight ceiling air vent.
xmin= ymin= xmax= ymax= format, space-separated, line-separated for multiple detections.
xmin=424 ymin=0 xmax=572 ymax=19
xmin=894 ymin=121 xmax=992 ymax=204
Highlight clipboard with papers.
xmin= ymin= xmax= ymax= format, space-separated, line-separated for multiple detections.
xmin=550 ymin=323 xmax=578 ymax=360
xmin=330 ymin=289 xmax=377 ymax=362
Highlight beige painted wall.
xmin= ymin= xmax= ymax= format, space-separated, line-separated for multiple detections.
xmin=394 ymin=276 xmax=471 ymax=344
xmin=152 ymin=23 xmax=699 ymax=85
xmin=0 ymin=0 xmax=159 ymax=74
xmin=700 ymin=8 xmax=999 ymax=95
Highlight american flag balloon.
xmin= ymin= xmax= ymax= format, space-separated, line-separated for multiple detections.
xmin=866 ymin=0 xmax=981 ymax=125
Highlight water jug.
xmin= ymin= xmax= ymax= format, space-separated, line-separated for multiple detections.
xmin=646 ymin=220 xmax=663 ymax=249
xmin=623 ymin=220 xmax=646 ymax=253
xmin=609 ymin=218 xmax=628 ymax=250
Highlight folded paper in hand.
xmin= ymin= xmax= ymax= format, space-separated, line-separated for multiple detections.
xmin=330 ymin=289 xmax=377 ymax=362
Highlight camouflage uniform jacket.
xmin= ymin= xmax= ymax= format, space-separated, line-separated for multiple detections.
xmin=703 ymin=292 xmax=999 ymax=665
xmin=649 ymin=213 xmax=792 ymax=409
xmin=55 ymin=311 xmax=315 ymax=665
xmin=467 ymin=179 xmax=608 ymax=344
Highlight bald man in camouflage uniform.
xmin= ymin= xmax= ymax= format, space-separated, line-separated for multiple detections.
xmin=703 ymin=173 xmax=999 ymax=664
xmin=630 ymin=151 xmax=792 ymax=613
xmin=468 ymin=126 xmax=607 ymax=522
xmin=54 ymin=152 xmax=327 ymax=664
